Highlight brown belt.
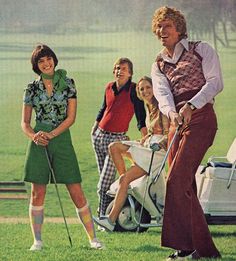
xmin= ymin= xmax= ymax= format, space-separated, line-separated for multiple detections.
xmin=98 ymin=127 xmax=126 ymax=135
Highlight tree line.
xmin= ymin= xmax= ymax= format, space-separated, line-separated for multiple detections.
xmin=0 ymin=0 xmax=235 ymax=49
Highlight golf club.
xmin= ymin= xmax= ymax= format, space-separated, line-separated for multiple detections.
xmin=137 ymin=149 xmax=155 ymax=232
xmin=45 ymin=146 xmax=73 ymax=247
xmin=137 ymin=125 xmax=181 ymax=232
xmin=153 ymin=125 xmax=180 ymax=183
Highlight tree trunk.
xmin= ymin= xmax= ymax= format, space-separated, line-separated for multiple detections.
xmin=222 ymin=21 xmax=229 ymax=47
xmin=212 ymin=20 xmax=218 ymax=52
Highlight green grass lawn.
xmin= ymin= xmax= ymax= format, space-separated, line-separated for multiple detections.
xmin=0 ymin=223 xmax=235 ymax=261
xmin=0 ymin=31 xmax=235 ymax=260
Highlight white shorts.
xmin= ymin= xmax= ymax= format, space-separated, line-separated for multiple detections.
xmin=122 ymin=134 xmax=166 ymax=174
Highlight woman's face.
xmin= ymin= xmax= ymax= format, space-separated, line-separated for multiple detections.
xmin=138 ymin=80 xmax=153 ymax=103
xmin=37 ymin=56 xmax=55 ymax=75
xmin=155 ymin=19 xmax=180 ymax=51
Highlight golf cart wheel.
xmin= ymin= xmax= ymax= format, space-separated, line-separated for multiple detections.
xmin=106 ymin=198 xmax=151 ymax=233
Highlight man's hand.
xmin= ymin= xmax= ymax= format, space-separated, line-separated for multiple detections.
xmin=169 ymin=111 xmax=183 ymax=127
xmin=179 ymin=103 xmax=193 ymax=125
xmin=91 ymin=121 xmax=99 ymax=136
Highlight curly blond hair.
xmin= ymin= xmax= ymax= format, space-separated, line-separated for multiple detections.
xmin=152 ymin=6 xmax=187 ymax=40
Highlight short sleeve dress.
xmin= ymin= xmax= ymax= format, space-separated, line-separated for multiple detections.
xmin=23 ymin=76 xmax=82 ymax=185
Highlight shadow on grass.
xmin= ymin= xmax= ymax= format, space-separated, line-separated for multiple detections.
xmin=134 ymin=244 xmax=163 ymax=252
xmin=211 ymin=231 xmax=236 ymax=237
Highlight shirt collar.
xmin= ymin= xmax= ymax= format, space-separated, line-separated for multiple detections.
xmin=160 ymin=38 xmax=189 ymax=63
xmin=35 ymin=77 xmax=45 ymax=91
xmin=112 ymin=79 xmax=131 ymax=95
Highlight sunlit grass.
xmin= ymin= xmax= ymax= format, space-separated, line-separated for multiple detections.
xmin=0 ymin=223 xmax=235 ymax=261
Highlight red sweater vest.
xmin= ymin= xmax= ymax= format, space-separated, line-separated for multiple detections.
xmin=98 ymin=82 xmax=135 ymax=132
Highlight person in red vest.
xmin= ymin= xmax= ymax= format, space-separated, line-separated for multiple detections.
xmin=93 ymin=76 xmax=169 ymax=232
xmin=91 ymin=58 xmax=147 ymax=218
xmin=151 ymin=6 xmax=223 ymax=260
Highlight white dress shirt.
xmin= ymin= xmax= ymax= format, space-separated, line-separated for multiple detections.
xmin=151 ymin=39 xmax=224 ymax=117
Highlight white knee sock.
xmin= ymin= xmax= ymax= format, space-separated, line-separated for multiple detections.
xmin=29 ymin=204 xmax=44 ymax=242
xmin=76 ymin=203 xmax=96 ymax=241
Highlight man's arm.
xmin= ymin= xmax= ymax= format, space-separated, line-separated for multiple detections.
xmin=91 ymin=94 xmax=107 ymax=135
xmin=96 ymin=94 xmax=106 ymax=122
xmin=188 ymin=42 xmax=224 ymax=109
xmin=130 ymin=84 xmax=147 ymax=137
xmin=151 ymin=62 xmax=176 ymax=117
xmin=151 ymin=62 xmax=183 ymax=126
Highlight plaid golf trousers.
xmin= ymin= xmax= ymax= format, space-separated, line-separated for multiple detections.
xmin=92 ymin=128 xmax=129 ymax=216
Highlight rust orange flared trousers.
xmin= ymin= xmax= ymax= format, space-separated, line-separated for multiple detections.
xmin=162 ymin=104 xmax=221 ymax=258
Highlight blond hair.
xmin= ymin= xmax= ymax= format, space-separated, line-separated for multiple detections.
xmin=152 ymin=6 xmax=187 ymax=40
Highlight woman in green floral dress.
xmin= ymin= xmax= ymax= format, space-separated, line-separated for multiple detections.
xmin=21 ymin=44 xmax=104 ymax=251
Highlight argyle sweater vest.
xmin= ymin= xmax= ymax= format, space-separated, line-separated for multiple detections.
xmin=156 ymin=41 xmax=206 ymax=110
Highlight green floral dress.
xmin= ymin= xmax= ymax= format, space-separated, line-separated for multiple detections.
xmin=23 ymin=76 xmax=77 ymax=126
xmin=23 ymin=76 xmax=81 ymax=185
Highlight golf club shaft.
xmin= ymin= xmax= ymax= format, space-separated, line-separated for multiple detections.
xmin=137 ymin=150 xmax=155 ymax=232
xmin=153 ymin=125 xmax=180 ymax=183
xmin=45 ymin=147 xmax=73 ymax=247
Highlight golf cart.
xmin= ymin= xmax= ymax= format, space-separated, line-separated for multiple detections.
xmin=105 ymin=138 xmax=236 ymax=232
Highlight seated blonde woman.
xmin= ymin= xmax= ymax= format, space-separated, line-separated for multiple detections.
xmin=93 ymin=76 xmax=169 ymax=231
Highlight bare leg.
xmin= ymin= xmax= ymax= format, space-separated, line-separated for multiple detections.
xmin=66 ymin=183 xmax=87 ymax=208
xmin=31 ymin=183 xmax=47 ymax=206
xmin=109 ymin=141 xmax=132 ymax=175
xmin=108 ymin=165 xmax=146 ymax=223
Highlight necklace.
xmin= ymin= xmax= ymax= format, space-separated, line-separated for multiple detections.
xmin=43 ymin=79 xmax=53 ymax=88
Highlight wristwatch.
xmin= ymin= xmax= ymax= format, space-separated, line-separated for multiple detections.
xmin=187 ymin=102 xmax=196 ymax=111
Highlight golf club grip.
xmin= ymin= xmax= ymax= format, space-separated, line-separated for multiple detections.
xmin=45 ymin=147 xmax=53 ymax=173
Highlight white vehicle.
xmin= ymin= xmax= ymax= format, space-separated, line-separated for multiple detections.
xmin=106 ymin=138 xmax=236 ymax=232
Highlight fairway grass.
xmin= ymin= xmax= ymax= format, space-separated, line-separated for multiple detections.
xmin=0 ymin=223 xmax=235 ymax=261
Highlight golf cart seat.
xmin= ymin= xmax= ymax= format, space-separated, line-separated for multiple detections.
xmin=196 ymin=138 xmax=236 ymax=223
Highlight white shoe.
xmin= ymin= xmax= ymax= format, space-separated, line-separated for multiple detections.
xmin=97 ymin=225 xmax=106 ymax=232
xmin=166 ymin=250 xmax=196 ymax=260
xmin=93 ymin=216 xmax=115 ymax=232
xmin=90 ymin=238 xmax=105 ymax=250
xmin=30 ymin=240 xmax=43 ymax=251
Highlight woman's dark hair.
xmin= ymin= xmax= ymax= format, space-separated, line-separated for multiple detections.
xmin=31 ymin=44 xmax=58 ymax=75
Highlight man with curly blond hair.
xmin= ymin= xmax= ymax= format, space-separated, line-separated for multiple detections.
xmin=151 ymin=6 xmax=223 ymax=260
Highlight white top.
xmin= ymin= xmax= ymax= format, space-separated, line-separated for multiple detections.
xmin=151 ymin=39 xmax=224 ymax=117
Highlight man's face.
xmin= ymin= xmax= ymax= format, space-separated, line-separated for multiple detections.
xmin=114 ymin=63 xmax=131 ymax=84
xmin=155 ymin=19 xmax=180 ymax=49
